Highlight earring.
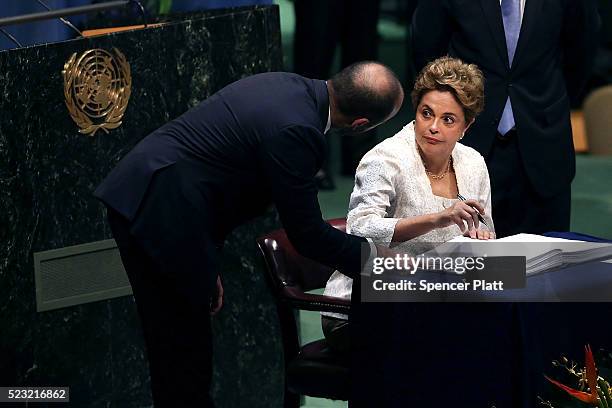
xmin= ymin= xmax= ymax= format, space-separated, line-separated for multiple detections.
xmin=459 ymin=131 xmax=465 ymax=140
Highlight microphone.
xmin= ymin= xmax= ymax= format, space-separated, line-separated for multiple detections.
xmin=34 ymin=0 xmax=83 ymax=37
xmin=0 ymin=27 xmax=23 ymax=47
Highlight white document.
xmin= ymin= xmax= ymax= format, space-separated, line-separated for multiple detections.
xmin=425 ymin=234 xmax=612 ymax=275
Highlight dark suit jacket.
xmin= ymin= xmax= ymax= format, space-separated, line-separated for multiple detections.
xmin=412 ymin=0 xmax=600 ymax=197
xmin=95 ymin=72 xmax=366 ymax=278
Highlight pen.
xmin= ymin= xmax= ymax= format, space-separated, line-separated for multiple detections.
xmin=456 ymin=193 xmax=489 ymax=229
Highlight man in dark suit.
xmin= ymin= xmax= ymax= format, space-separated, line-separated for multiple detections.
xmin=94 ymin=62 xmax=403 ymax=406
xmin=412 ymin=0 xmax=600 ymax=237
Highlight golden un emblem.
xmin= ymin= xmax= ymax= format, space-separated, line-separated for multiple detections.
xmin=63 ymin=48 xmax=132 ymax=136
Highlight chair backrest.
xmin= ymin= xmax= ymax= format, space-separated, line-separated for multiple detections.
xmin=583 ymin=85 xmax=612 ymax=155
xmin=256 ymin=219 xmax=346 ymax=294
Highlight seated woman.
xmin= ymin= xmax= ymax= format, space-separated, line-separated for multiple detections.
xmin=321 ymin=56 xmax=495 ymax=353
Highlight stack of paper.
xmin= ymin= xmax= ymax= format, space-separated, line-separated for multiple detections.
xmin=427 ymin=234 xmax=612 ymax=275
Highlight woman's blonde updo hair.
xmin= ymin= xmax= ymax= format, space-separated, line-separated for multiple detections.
xmin=411 ymin=56 xmax=485 ymax=124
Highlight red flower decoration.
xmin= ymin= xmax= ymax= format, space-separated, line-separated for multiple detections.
xmin=544 ymin=344 xmax=599 ymax=405
xmin=544 ymin=375 xmax=598 ymax=405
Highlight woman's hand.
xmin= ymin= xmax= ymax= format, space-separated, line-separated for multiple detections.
xmin=463 ymin=228 xmax=495 ymax=240
xmin=435 ymin=199 xmax=485 ymax=234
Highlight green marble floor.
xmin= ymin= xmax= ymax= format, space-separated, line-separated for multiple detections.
xmin=275 ymin=1 xmax=612 ymax=406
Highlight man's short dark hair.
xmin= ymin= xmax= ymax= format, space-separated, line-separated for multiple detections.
xmin=329 ymin=61 xmax=402 ymax=124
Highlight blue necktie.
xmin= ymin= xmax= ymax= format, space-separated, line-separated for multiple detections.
xmin=498 ymin=0 xmax=521 ymax=136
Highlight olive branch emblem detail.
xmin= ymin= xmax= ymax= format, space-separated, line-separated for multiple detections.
xmin=63 ymin=48 xmax=132 ymax=136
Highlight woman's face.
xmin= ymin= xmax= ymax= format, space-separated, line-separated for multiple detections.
xmin=414 ymin=90 xmax=472 ymax=158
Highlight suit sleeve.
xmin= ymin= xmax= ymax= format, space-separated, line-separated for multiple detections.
xmin=562 ymin=0 xmax=600 ymax=103
xmin=412 ymin=0 xmax=453 ymax=73
xmin=260 ymin=125 xmax=367 ymax=278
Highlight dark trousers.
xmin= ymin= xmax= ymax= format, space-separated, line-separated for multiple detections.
xmin=108 ymin=208 xmax=215 ymax=407
xmin=321 ymin=315 xmax=350 ymax=354
xmin=293 ymin=0 xmax=381 ymax=176
xmin=487 ymin=131 xmax=571 ymax=237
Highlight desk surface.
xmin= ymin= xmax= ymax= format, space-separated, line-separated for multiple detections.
xmin=351 ymin=261 xmax=612 ymax=407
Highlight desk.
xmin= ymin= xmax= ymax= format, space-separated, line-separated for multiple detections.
xmin=351 ymin=251 xmax=612 ymax=407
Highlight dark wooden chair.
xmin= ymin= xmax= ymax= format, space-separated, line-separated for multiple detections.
xmin=256 ymin=218 xmax=350 ymax=407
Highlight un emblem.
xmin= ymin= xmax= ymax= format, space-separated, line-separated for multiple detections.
xmin=63 ymin=48 xmax=132 ymax=136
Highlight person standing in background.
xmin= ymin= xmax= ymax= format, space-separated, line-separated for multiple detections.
xmin=293 ymin=0 xmax=381 ymax=188
xmin=412 ymin=0 xmax=600 ymax=237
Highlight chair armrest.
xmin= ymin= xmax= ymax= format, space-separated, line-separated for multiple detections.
xmin=281 ymin=287 xmax=351 ymax=315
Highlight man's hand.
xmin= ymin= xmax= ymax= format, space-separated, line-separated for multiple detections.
xmin=210 ymin=275 xmax=224 ymax=315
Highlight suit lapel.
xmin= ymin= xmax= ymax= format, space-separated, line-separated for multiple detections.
xmin=512 ymin=0 xmax=544 ymax=70
xmin=480 ymin=0 xmax=509 ymax=68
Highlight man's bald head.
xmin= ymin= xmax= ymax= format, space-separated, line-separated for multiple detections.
xmin=328 ymin=61 xmax=404 ymax=127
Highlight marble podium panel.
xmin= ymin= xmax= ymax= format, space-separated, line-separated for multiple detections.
xmin=0 ymin=5 xmax=284 ymax=407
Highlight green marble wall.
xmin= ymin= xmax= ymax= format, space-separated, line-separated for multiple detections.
xmin=0 ymin=6 xmax=284 ymax=407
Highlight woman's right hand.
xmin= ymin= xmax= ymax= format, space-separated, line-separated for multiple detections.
xmin=435 ymin=200 xmax=485 ymax=234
